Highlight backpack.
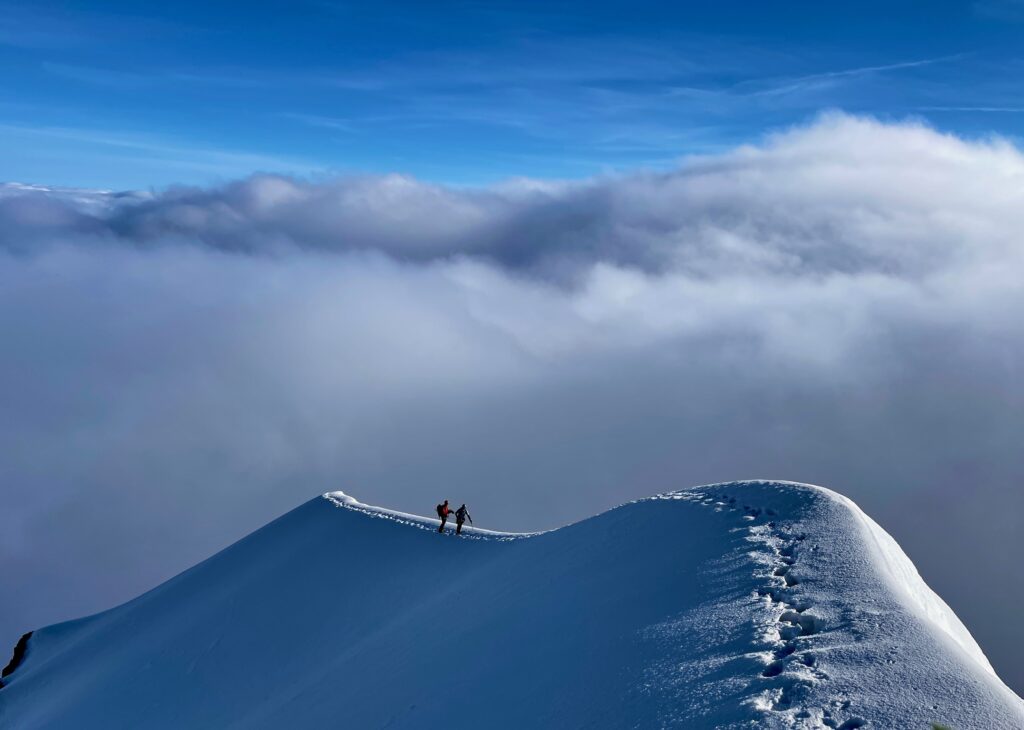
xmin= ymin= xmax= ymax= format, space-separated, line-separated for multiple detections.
xmin=436 ymin=504 xmax=445 ymax=518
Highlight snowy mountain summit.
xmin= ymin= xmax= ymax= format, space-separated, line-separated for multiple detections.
xmin=1 ymin=481 xmax=1022 ymax=729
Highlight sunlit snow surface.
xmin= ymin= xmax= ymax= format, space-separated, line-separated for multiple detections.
xmin=1 ymin=481 xmax=1022 ymax=729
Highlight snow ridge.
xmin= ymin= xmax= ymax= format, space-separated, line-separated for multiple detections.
xmin=650 ymin=481 xmax=1021 ymax=729
xmin=323 ymin=490 xmax=537 ymax=540
xmin=1 ymin=481 xmax=1021 ymax=729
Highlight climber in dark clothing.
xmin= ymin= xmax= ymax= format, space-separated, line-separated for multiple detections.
xmin=455 ymin=504 xmax=472 ymax=535
xmin=436 ymin=500 xmax=452 ymax=533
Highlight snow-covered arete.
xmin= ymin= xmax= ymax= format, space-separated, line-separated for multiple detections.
xmin=1 ymin=481 xmax=1021 ymax=729
xmin=323 ymin=490 xmax=538 ymax=539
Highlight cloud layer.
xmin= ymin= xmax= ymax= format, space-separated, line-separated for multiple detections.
xmin=2 ymin=114 xmax=1023 ymax=690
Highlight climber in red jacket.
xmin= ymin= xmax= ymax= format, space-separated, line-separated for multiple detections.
xmin=436 ymin=500 xmax=452 ymax=533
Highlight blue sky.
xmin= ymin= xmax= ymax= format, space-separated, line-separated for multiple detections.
xmin=3 ymin=0 xmax=1024 ymax=189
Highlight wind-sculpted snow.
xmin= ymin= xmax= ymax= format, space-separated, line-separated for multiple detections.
xmin=1 ymin=481 xmax=1021 ymax=729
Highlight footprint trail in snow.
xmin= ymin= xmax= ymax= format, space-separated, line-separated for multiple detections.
xmin=665 ymin=486 xmax=867 ymax=729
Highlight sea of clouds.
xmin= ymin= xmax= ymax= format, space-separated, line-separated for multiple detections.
xmin=2 ymin=113 xmax=1022 ymax=689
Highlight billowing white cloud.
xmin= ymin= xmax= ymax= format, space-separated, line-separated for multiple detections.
xmin=2 ymin=114 xmax=1023 ymax=689
xmin=10 ymin=113 xmax=1015 ymax=279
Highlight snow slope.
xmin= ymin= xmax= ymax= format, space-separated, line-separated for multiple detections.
xmin=1 ymin=481 xmax=1021 ymax=729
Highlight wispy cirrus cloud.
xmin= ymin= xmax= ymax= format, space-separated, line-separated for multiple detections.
xmin=270 ymin=46 xmax=973 ymax=161
xmin=277 ymin=112 xmax=360 ymax=133
xmin=974 ymin=0 xmax=1024 ymax=21
xmin=0 ymin=1 xmax=196 ymax=50
xmin=917 ymin=105 xmax=1024 ymax=112
xmin=41 ymin=62 xmax=153 ymax=88
xmin=0 ymin=123 xmax=322 ymax=179
xmin=739 ymin=54 xmax=968 ymax=98
xmin=4 ymin=6 xmax=1009 ymax=188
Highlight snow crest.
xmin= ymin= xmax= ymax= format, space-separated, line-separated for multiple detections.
xmin=322 ymin=490 xmax=536 ymax=540
xmin=1 ymin=481 xmax=1020 ymax=729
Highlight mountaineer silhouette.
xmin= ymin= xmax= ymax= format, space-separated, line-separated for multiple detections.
xmin=455 ymin=504 xmax=473 ymax=535
xmin=436 ymin=500 xmax=452 ymax=533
